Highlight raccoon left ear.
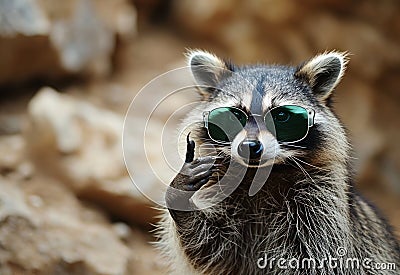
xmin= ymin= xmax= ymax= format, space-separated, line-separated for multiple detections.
xmin=295 ymin=51 xmax=348 ymax=101
xmin=187 ymin=50 xmax=233 ymax=98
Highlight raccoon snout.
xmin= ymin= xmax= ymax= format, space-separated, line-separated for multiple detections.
xmin=238 ymin=140 xmax=264 ymax=160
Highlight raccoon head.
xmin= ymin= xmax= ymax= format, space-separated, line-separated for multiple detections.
xmin=187 ymin=50 xmax=349 ymax=169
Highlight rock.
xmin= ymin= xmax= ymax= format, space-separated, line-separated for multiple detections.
xmin=0 ymin=135 xmax=25 ymax=176
xmin=25 ymin=87 xmax=160 ymax=226
xmin=112 ymin=222 xmax=132 ymax=241
xmin=0 ymin=179 xmax=32 ymax=221
xmin=335 ymin=80 xmax=384 ymax=176
xmin=247 ymin=0 xmax=297 ymax=25
xmin=0 ymin=115 xmax=23 ymax=135
xmin=172 ymin=0 xmax=236 ymax=38
xmin=0 ymin=178 xmax=130 ymax=275
xmin=26 ymin=87 xmax=125 ymax=181
xmin=303 ymin=14 xmax=400 ymax=80
xmin=87 ymin=0 xmax=137 ymax=38
xmin=50 ymin=0 xmax=115 ymax=74
xmin=0 ymin=0 xmax=137 ymax=85
xmin=0 ymin=0 xmax=50 ymax=36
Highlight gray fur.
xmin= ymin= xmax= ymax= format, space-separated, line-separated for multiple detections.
xmin=156 ymin=51 xmax=400 ymax=274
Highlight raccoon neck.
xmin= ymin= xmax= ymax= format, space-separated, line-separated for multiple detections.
xmin=222 ymin=160 xmax=352 ymax=258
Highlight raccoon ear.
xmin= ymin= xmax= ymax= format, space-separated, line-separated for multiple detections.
xmin=187 ymin=50 xmax=233 ymax=97
xmin=295 ymin=51 xmax=348 ymax=101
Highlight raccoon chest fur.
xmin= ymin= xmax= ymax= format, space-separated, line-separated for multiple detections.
xmin=162 ymin=169 xmax=352 ymax=274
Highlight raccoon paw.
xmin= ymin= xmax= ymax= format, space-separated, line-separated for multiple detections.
xmin=180 ymin=156 xmax=221 ymax=191
xmin=166 ymin=156 xmax=221 ymax=213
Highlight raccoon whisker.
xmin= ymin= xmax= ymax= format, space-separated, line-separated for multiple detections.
xmin=198 ymin=148 xmax=218 ymax=152
xmin=200 ymin=144 xmax=231 ymax=148
xmin=192 ymin=137 xmax=211 ymax=140
xmin=200 ymin=150 xmax=225 ymax=155
xmin=279 ymin=143 xmax=307 ymax=149
xmin=200 ymin=146 xmax=227 ymax=150
xmin=198 ymin=141 xmax=225 ymax=145
xmin=288 ymin=156 xmax=316 ymax=183
xmin=199 ymin=144 xmax=219 ymax=147
xmin=291 ymin=156 xmax=330 ymax=172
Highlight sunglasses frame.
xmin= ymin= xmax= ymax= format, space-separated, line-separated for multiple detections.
xmin=203 ymin=105 xmax=315 ymax=144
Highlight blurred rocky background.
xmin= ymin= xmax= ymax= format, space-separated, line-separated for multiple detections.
xmin=0 ymin=0 xmax=399 ymax=274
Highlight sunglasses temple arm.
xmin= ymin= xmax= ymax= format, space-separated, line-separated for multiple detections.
xmin=203 ymin=111 xmax=209 ymax=128
xmin=308 ymin=110 xmax=315 ymax=127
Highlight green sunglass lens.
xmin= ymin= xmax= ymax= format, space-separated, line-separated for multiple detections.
xmin=266 ymin=106 xmax=309 ymax=142
xmin=208 ymin=107 xmax=247 ymax=142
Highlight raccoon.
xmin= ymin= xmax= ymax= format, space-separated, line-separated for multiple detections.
xmin=156 ymin=50 xmax=400 ymax=274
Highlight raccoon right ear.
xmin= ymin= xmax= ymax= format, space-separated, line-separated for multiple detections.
xmin=295 ymin=51 xmax=348 ymax=102
xmin=187 ymin=50 xmax=233 ymax=98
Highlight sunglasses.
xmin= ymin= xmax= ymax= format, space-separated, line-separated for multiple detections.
xmin=203 ymin=105 xmax=315 ymax=144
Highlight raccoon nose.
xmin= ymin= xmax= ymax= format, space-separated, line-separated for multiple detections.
xmin=238 ymin=140 xmax=264 ymax=160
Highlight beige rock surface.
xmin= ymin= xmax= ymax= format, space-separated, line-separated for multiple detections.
xmin=25 ymin=87 xmax=162 ymax=226
xmin=0 ymin=0 xmax=137 ymax=85
xmin=0 ymin=117 xmax=164 ymax=274
xmin=0 ymin=177 xmax=131 ymax=274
